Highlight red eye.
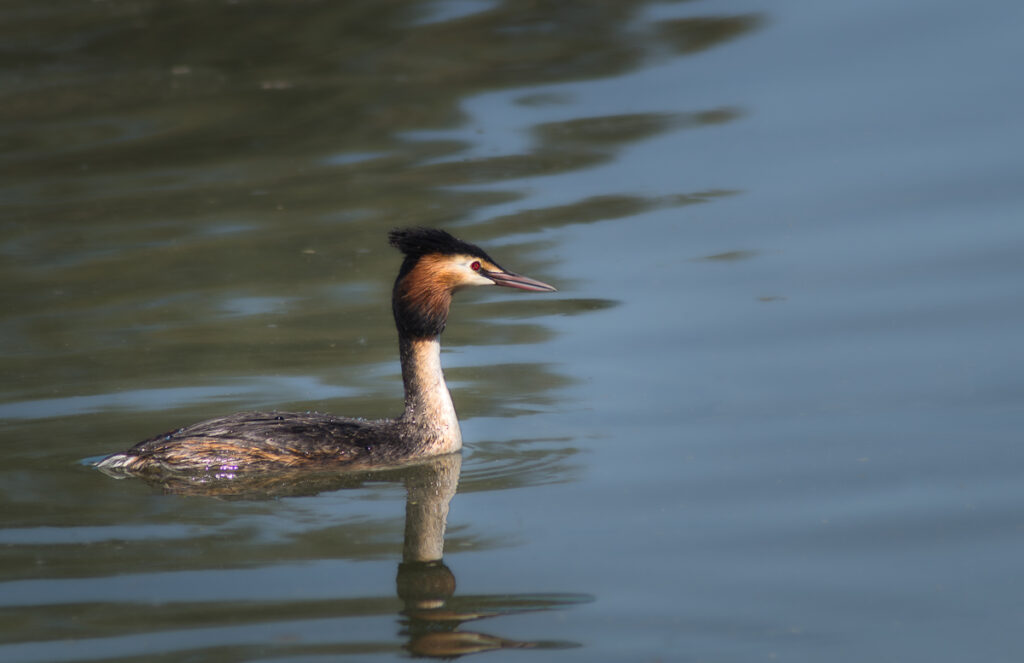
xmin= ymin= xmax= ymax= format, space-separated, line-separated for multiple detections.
xmin=470 ymin=261 xmax=481 ymax=271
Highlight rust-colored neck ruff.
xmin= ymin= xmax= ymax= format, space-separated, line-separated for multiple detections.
xmin=398 ymin=336 xmax=462 ymax=455
xmin=393 ymin=254 xmax=456 ymax=338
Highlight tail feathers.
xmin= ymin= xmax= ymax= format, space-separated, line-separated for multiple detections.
xmin=93 ymin=453 xmax=139 ymax=477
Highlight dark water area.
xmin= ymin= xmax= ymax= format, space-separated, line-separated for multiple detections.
xmin=2 ymin=0 xmax=1023 ymax=661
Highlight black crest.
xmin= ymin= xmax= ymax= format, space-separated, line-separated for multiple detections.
xmin=388 ymin=227 xmax=497 ymax=264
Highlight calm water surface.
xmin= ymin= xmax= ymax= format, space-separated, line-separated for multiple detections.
xmin=2 ymin=0 xmax=1023 ymax=661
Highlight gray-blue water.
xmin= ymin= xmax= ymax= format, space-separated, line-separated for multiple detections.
xmin=2 ymin=0 xmax=1022 ymax=660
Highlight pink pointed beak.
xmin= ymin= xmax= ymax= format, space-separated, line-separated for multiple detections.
xmin=483 ymin=269 xmax=557 ymax=292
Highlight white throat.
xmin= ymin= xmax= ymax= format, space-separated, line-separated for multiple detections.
xmin=400 ymin=337 xmax=462 ymax=454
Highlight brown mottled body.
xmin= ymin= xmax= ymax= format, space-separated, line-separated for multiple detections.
xmin=110 ymin=412 xmax=373 ymax=475
xmin=100 ymin=338 xmax=461 ymax=476
xmin=96 ymin=227 xmax=555 ymax=478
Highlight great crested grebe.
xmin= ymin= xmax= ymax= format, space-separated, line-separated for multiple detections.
xmin=96 ymin=227 xmax=556 ymax=476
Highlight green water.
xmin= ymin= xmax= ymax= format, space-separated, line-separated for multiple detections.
xmin=2 ymin=0 xmax=1023 ymax=661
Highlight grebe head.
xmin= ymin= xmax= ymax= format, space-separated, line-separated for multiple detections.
xmin=389 ymin=227 xmax=556 ymax=338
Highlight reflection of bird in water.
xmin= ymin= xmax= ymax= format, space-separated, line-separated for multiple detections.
xmin=96 ymin=227 xmax=556 ymax=478
xmin=397 ymin=454 xmax=586 ymax=658
xmin=101 ymin=435 xmax=587 ymax=657
xmin=398 ymin=557 xmax=585 ymax=657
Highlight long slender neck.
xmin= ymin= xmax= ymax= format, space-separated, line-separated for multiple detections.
xmin=397 ymin=334 xmax=462 ymax=454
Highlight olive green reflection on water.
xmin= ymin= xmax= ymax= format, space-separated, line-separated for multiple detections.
xmin=0 ymin=2 xmax=758 ymax=658
xmin=0 ymin=0 xmax=754 ymax=425
xmin=0 ymin=455 xmax=590 ymax=658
